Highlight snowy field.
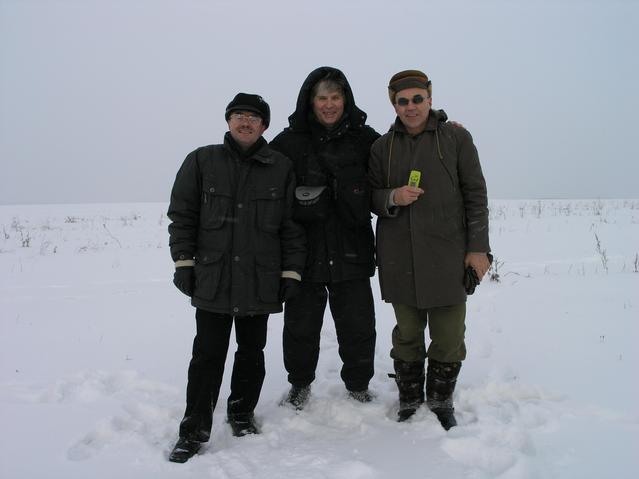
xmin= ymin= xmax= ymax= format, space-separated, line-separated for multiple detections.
xmin=1 ymin=199 xmax=638 ymax=479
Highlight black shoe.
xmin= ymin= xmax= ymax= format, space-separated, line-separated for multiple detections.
xmin=431 ymin=407 xmax=457 ymax=430
xmin=227 ymin=413 xmax=259 ymax=437
xmin=168 ymin=437 xmax=201 ymax=463
xmin=282 ymin=385 xmax=311 ymax=410
xmin=348 ymin=389 xmax=375 ymax=403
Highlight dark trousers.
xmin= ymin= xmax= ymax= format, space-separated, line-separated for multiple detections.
xmin=178 ymin=308 xmax=268 ymax=442
xmin=283 ymin=278 xmax=376 ymax=391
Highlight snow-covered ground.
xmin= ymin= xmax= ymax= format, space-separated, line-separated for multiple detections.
xmin=1 ymin=199 xmax=638 ymax=479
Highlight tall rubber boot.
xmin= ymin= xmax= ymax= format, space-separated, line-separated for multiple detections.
xmin=392 ymin=360 xmax=425 ymax=422
xmin=426 ymin=359 xmax=461 ymax=430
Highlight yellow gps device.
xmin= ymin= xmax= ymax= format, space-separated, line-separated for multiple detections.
xmin=408 ymin=170 xmax=421 ymax=188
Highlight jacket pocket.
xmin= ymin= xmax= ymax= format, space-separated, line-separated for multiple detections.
xmin=335 ymin=177 xmax=371 ymax=227
xmin=340 ymin=224 xmax=375 ymax=264
xmin=255 ymin=256 xmax=280 ymax=303
xmin=200 ymin=179 xmax=232 ymax=230
xmin=252 ymin=185 xmax=284 ymax=234
xmin=431 ymin=206 xmax=465 ymax=243
xmin=194 ymin=250 xmax=226 ymax=301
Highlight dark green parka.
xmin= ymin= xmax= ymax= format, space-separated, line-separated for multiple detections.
xmin=168 ymin=134 xmax=306 ymax=315
xmin=270 ymin=66 xmax=379 ymax=283
xmin=369 ymin=110 xmax=490 ymax=308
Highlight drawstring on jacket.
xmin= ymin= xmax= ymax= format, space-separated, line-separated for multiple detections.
xmin=386 ymin=127 xmax=444 ymax=188
xmin=436 ymin=127 xmax=457 ymax=190
xmin=386 ymin=131 xmax=395 ymax=187
xmin=435 ymin=129 xmax=444 ymax=160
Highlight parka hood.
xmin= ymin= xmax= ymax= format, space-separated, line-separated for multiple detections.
xmin=286 ymin=66 xmax=368 ymax=132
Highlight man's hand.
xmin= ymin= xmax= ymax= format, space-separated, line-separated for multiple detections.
xmin=393 ymin=186 xmax=424 ymax=206
xmin=279 ymin=278 xmax=301 ymax=302
xmin=464 ymin=253 xmax=491 ymax=280
xmin=173 ymin=266 xmax=195 ymax=297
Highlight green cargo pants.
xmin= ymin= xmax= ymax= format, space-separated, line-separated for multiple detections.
xmin=390 ymin=303 xmax=466 ymax=363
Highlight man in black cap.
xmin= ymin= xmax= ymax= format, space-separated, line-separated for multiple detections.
xmin=166 ymin=93 xmax=306 ymax=462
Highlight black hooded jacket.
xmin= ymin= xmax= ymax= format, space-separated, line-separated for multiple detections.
xmin=270 ymin=66 xmax=380 ymax=283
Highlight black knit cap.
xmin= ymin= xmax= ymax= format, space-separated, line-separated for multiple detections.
xmin=225 ymin=93 xmax=271 ymax=127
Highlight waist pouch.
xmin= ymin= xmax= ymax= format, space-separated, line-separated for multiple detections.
xmin=294 ymin=185 xmax=331 ymax=222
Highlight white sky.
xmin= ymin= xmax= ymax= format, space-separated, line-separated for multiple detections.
xmin=1 ymin=0 xmax=637 ymax=204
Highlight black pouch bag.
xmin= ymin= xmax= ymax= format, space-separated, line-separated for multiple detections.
xmin=294 ymin=185 xmax=332 ymax=222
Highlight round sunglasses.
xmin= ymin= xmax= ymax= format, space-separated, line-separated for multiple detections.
xmin=396 ymin=94 xmax=428 ymax=106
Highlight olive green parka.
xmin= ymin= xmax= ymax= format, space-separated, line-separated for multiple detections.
xmin=368 ymin=110 xmax=490 ymax=308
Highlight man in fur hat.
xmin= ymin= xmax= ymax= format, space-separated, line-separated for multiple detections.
xmin=369 ymin=70 xmax=491 ymax=429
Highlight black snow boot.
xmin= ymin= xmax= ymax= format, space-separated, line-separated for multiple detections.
xmin=392 ymin=360 xmax=425 ymax=422
xmin=282 ymin=384 xmax=311 ymax=410
xmin=348 ymin=388 xmax=375 ymax=403
xmin=168 ymin=436 xmax=202 ymax=463
xmin=426 ymin=359 xmax=462 ymax=430
xmin=227 ymin=412 xmax=260 ymax=437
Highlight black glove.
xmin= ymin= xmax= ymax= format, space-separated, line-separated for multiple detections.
xmin=279 ymin=278 xmax=301 ymax=302
xmin=464 ymin=266 xmax=480 ymax=295
xmin=173 ymin=266 xmax=195 ymax=297
xmin=464 ymin=253 xmax=494 ymax=295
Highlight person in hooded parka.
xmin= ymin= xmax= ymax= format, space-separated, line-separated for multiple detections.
xmin=270 ymin=67 xmax=379 ymax=407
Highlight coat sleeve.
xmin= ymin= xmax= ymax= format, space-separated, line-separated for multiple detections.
xmin=167 ymin=150 xmax=202 ymax=263
xmin=279 ymin=161 xmax=307 ymax=278
xmin=361 ymin=127 xmax=381 ymax=173
xmin=455 ymin=128 xmax=490 ymax=253
xmin=368 ymin=136 xmax=398 ymax=218
xmin=269 ymin=131 xmax=290 ymax=158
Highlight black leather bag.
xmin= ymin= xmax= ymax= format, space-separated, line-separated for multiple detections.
xmin=294 ymin=185 xmax=331 ymax=222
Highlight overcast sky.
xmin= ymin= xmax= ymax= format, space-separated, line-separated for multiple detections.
xmin=1 ymin=0 xmax=637 ymax=205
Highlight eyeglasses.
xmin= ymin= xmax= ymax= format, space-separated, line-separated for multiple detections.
xmin=230 ymin=113 xmax=262 ymax=124
xmin=396 ymin=94 xmax=428 ymax=106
